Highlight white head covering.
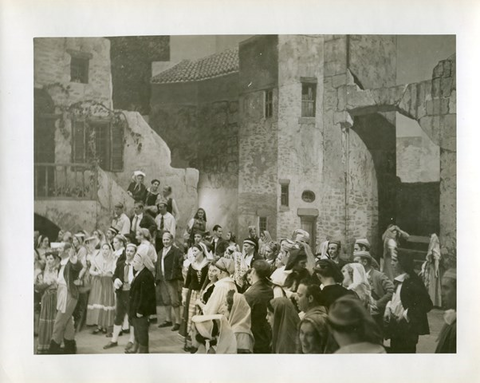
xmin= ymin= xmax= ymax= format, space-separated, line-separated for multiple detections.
xmin=191 ymin=314 xmax=237 ymax=354
xmin=133 ymin=170 xmax=146 ymax=177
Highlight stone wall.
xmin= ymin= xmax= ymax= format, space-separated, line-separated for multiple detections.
xmin=397 ymin=135 xmax=440 ymax=183
xmin=276 ymin=35 xmax=324 ymax=246
xmin=34 ymin=38 xmax=112 ymax=108
xmin=238 ymin=36 xmax=279 ymax=241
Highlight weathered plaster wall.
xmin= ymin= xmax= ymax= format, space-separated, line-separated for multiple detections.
xmin=397 ymin=135 xmax=440 ymax=183
xmin=34 ymin=38 xmax=112 ymax=108
xmin=109 ymin=112 xmax=199 ymax=240
xmin=276 ymin=35 xmax=324 ymax=246
xmin=238 ymin=36 xmax=279 ymax=241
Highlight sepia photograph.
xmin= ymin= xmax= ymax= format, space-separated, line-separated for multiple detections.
xmin=33 ymin=34 xmax=456 ymax=355
xmin=1 ymin=1 xmax=478 ymax=382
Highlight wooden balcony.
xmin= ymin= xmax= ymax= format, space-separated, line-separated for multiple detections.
xmin=34 ymin=163 xmax=98 ymax=200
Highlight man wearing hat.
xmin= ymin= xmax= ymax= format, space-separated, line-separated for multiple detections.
xmin=112 ymin=202 xmax=131 ymax=236
xmin=197 ymin=258 xmax=237 ymax=316
xmin=231 ymin=238 xmax=261 ymax=292
xmin=127 ymin=170 xmax=147 ymax=202
xmin=436 ymin=268 xmax=456 ymax=353
xmin=354 ymin=251 xmax=394 ymax=332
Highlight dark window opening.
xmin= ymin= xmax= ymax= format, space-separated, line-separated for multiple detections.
xmin=301 ymin=83 xmax=316 ymax=117
xmin=259 ymin=217 xmax=267 ymax=233
xmin=281 ymin=184 xmax=289 ymax=207
xmin=265 ymin=89 xmax=273 ymax=118
xmin=72 ymin=118 xmax=123 ymax=172
xmin=70 ymin=57 xmax=89 ymax=84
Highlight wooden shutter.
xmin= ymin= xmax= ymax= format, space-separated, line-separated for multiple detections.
xmin=72 ymin=119 xmax=86 ymax=163
xmin=110 ymin=121 xmax=124 ymax=172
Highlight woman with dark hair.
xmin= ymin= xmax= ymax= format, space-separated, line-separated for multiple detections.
xmin=314 ymin=259 xmax=356 ymax=311
xmin=199 ymin=263 xmax=219 ymax=306
xmin=383 ymin=252 xmax=433 ymax=353
xmin=267 ymin=296 xmax=300 ymax=353
xmin=145 ymin=179 xmax=161 ymax=209
xmin=36 ymin=235 xmax=50 ymax=268
xmin=297 ymin=314 xmax=329 ymax=354
xmin=226 ymin=290 xmax=254 ymax=353
xmin=328 ymin=296 xmax=385 ymax=353
xmin=225 ymin=231 xmax=240 ymax=253
xmin=36 ymin=251 xmax=60 ymax=353
xmin=187 ymin=208 xmax=207 ymax=247
xmin=181 ymin=243 xmax=210 ymax=352
xmin=283 ymin=248 xmax=313 ymax=298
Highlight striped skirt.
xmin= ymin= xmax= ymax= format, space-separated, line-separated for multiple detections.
xmin=37 ymin=288 xmax=57 ymax=353
xmin=86 ymin=276 xmax=116 ymax=328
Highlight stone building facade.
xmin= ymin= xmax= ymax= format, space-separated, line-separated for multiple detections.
xmin=150 ymin=34 xmax=456 ymax=264
xmin=34 ymin=37 xmax=199 ymax=239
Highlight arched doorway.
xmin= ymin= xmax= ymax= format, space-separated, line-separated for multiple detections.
xmin=34 ymin=213 xmax=61 ymax=242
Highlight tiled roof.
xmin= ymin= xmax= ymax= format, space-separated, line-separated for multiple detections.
xmin=151 ymin=47 xmax=239 ymax=84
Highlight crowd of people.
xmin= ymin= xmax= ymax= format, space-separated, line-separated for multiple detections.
xmin=33 ymin=171 xmax=457 ymax=354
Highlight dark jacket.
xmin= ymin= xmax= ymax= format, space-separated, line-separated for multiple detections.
xmin=319 ymin=284 xmax=357 ymax=311
xmin=156 ymin=246 xmax=183 ymax=282
xmin=112 ymin=249 xmax=126 ymax=291
xmin=369 ymin=268 xmax=395 ymax=313
xmin=129 ymin=267 xmax=156 ymax=318
xmin=244 ymin=280 xmax=274 ymax=353
xmin=130 ymin=213 xmax=157 ymax=244
xmin=211 ymin=238 xmax=229 ymax=257
xmin=64 ymin=258 xmax=83 ymax=300
xmin=399 ymin=273 xmax=433 ymax=336
xmin=436 ymin=320 xmax=456 ymax=353
xmin=127 ymin=182 xmax=147 ymax=203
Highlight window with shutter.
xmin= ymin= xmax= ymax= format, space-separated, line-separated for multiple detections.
xmin=72 ymin=119 xmax=86 ymax=163
xmin=110 ymin=121 xmax=124 ymax=171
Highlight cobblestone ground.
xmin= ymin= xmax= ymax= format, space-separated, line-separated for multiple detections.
xmin=35 ymin=308 xmax=445 ymax=354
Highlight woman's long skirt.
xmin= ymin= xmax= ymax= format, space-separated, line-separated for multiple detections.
xmin=86 ymin=276 xmax=115 ymax=328
xmin=37 ymin=288 xmax=57 ymax=353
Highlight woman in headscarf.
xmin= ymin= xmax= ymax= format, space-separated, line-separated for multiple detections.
xmin=181 ymin=243 xmax=210 ymax=351
xmin=127 ymin=248 xmax=156 ymax=353
xmin=267 ymin=296 xmax=300 ymax=353
xmin=297 ymin=314 xmax=329 ymax=354
xmin=258 ymin=230 xmax=273 ymax=257
xmin=421 ymin=233 xmax=442 ymax=307
xmin=186 ymin=208 xmax=207 ymax=247
xmin=199 ymin=263 xmax=219 ymax=306
xmin=86 ymin=242 xmax=116 ymax=334
xmin=226 ymin=290 xmax=254 ymax=353
xmin=328 ymin=296 xmax=385 ymax=353
xmin=35 ymin=250 xmax=60 ymax=353
xmin=191 ymin=314 xmax=237 ymax=354
xmin=341 ymin=262 xmax=374 ymax=310
xmin=382 ymin=224 xmax=409 ymax=280
xmin=127 ymin=170 xmax=147 ymax=203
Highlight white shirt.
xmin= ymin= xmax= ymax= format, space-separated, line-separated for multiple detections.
xmin=386 ymin=273 xmax=409 ymax=321
xmin=57 ymin=257 xmax=68 ymax=286
xmin=245 ymin=253 xmax=254 ymax=268
xmin=155 ymin=212 xmax=176 ymax=238
xmin=132 ymin=213 xmax=143 ymax=233
xmin=113 ymin=213 xmax=131 ymax=235
xmin=161 ymin=246 xmax=172 ymax=276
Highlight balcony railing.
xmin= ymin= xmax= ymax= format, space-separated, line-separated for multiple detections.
xmin=34 ymin=163 xmax=98 ymax=200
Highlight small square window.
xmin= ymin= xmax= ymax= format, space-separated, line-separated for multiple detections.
xmin=265 ymin=89 xmax=273 ymax=118
xmin=281 ymin=184 xmax=289 ymax=207
xmin=301 ymin=83 xmax=316 ymax=117
xmin=259 ymin=217 xmax=267 ymax=233
xmin=70 ymin=57 xmax=89 ymax=84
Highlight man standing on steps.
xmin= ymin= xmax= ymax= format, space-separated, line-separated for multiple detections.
xmin=112 ymin=202 xmax=131 ymax=236
xmin=49 ymin=243 xmax=82 ymax=354
xmin=156 ymin=232 xmax=183 ymax=332
xmin=210 ymin=225 xmax=228 ymax=258
xmin=130 ymin=201 xmax=156 ymax=245
xmin=155 ymin=202 xmax=176 ymax=252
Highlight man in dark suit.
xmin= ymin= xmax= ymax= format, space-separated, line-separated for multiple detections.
xmin=244 ymin=260 xmax=274 ymax=353
xmin=210 ymin=224 xmax=229 ymax=257
xmin=49 ymin=243 xmax=83 ymax=354
xmin=128 ymin=250 xmax=156 ymax=353
xmin=384 ymin=252 xmax=433 ymax=353
xmin=130 ymin=200 xmax=156 ymax=245
xmin=156 ymin=232 xmax=184 ymax=331
xmin=354 ymin=251 xmax=394 ymax=332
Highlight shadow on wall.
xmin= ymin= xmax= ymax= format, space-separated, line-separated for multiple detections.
xmin=34 ymin=214 xmax=61 ymax=242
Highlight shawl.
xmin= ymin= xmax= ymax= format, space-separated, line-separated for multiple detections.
xmin=298 ymin=311 xmax=329 ymax=353
xmin=191 ymin=314 xmax=237 ymax=354
xmin=270 ymin=297 xmax=300 ymax=353
xmin=228 ymin=292 xmax=253 ymax=338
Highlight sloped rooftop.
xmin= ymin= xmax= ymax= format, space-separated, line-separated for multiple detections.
xmin=151 ymin=47 xmax=239 ymax=84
